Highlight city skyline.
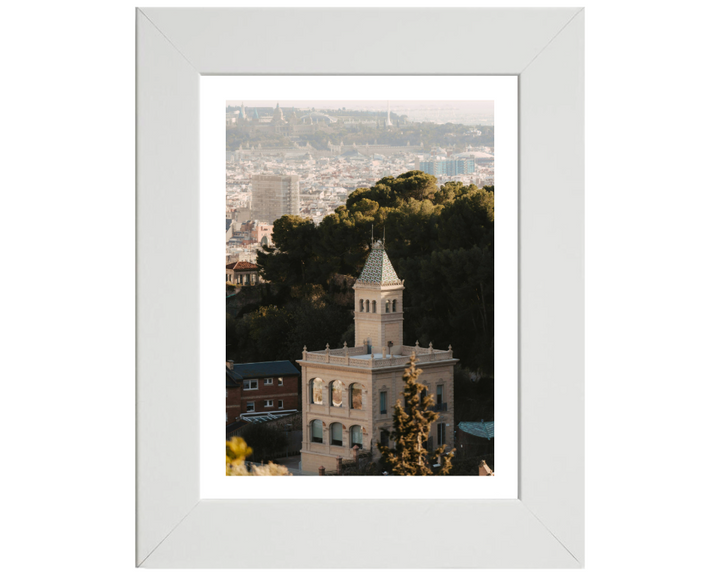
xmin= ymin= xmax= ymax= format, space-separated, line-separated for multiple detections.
xmin=226 ymin=100 xmax=494 ymax=125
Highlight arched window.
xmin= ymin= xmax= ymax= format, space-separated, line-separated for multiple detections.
xmin=311 ymin=378 xmax=324 ymax=405
xmin=350 ymin=425 xmax=363 ymax=449
xmin=359 ymin=299 xmax=364 ymax=312
xmin=330 ymin=422 xmax=343 ymax=446
xmin=365 ymin=299 xmax=370 ymax=312
xmin=392 ymin=299 xmax=397 ymax=312
xmin=331 ymin=380 xmax=343 ymax=407
xmin=385 ymin=300 xmax=390 ymax=313
xmin=349 ymin=383 xmax=362 ymax=410
xmin=311 ymin=419 xmax=323 ymax=443
xmin=372 ymin=300 xmax=376 ymax=313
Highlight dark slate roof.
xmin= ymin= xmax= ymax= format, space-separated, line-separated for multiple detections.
xmin=226 ymin=218 xmax=232 ymax=232
xmin=227 ymin=360 xmax=299 ymax=382
xmin=458 ymin=421 xmax=495 ymax=440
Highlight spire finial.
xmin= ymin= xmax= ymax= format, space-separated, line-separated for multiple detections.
xmin=371 ymin=224 xmax=374 ymax=245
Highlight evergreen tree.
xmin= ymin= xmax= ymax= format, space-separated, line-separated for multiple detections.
xmin=377 ymin=353 xmax=454 ymax=475
xmin=253 ymin=176 xmax=495 ymax=375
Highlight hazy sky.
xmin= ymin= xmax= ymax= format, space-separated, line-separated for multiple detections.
xmin=226 ymin=100 xmax=494 ymax=125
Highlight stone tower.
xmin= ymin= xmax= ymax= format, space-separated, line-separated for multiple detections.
xmin=298 ymin=242 xmax=457 ymax=474
xmin=353 ymin=240 xmax=404 ymax=356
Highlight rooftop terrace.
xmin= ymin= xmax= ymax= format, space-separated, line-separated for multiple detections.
xmin=300 ymin=342 xmax=454 ymax=369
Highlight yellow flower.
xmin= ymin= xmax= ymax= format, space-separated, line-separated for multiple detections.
xmin=226 ymin=436 xmax=253 ymax=474
xmin=225 ymin=436 xmax=291 ymax=476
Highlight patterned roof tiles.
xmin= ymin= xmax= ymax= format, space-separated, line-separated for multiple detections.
xmin=357 ymin=241 xmax=402 ymax=286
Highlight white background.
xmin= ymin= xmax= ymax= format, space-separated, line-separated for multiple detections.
xmin=2 ymin=0 xmax=718 ymax=575
xmin=200 ymin=76 xmax=517 ymax=499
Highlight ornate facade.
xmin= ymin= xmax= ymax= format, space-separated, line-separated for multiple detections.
xmin=298 ymin=241 xmax=457 ymax=474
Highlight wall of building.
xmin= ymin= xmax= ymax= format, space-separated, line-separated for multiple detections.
xmin=370 ymin=362 xmax=456 ymax=455
xmin=299 ymin=364 xmax=373 ymax=470
xmin=353 ymin=286 xmax=404 ymax=353
xmin=226 ymin=374 xmax=299 ymax=423
xmin=299 ymin=358 xmax=456 ymax=472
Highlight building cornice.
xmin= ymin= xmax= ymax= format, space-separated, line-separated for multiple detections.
xmin=352 ymin=281 xmax=405 ymax=291
xmin=298 ymin=357 xmax=459 ymax=373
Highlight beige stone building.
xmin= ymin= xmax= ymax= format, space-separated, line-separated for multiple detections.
xmin=298 ymin=240 xmax=457 ymax=474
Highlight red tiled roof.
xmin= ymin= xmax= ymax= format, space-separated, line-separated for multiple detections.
xmin=226 ymin=261 xmax=259 ymax=271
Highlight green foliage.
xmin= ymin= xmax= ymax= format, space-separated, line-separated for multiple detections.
xmin=251 ymin=171 xmax=496 ymax=374
xmin=231 ymin=298 xmax=352 ymax=366
xmin=447 ymin=455 xmax=495 ymax=476
xmin=453 ymin=367 xmax=494 ymax=423
xmin=331 ymin=452 xmax=382 ymax=476
xmin=399 ymin=245 xmax=494 ymax=373
xmin=377 ymin=354 xmax=455 ymax=475
xmin=436 ymin=185 xmax=494 ymax=248
xmin=237 ymin=425 xmax=289 ymax=462
xmin=346 ymin=171 xmax=439 ymax=208
xmin=257 ymin=215 xmax=318 ymax=286
xmin=226 ymin=313 xmax=239 ymax=358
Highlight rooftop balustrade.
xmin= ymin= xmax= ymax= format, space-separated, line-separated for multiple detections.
xmin=301 ymin=342 xmax=453 ymax=369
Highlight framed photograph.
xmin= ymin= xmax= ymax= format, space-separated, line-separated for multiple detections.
xmin=205 ymin=76 xmax=518 ymax=502
xmin=137 ymin=7 xmax=584 ymax=569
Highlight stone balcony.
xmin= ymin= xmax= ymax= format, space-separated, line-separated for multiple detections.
xmin=300 ymin=342 xmax=454 ymax=369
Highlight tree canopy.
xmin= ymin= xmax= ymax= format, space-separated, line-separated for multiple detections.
xmin=246 ymin=171 xmax=495 ymax=375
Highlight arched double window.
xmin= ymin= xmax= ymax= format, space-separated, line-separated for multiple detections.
xmin=372 ymin=300 xmax=377 ymax=313
xmin=331 ymin=380 xmax=343 ymax=407
xmin=311 ymin=378 xmax=324 ymax=405
xmin=349 ymin=383 xmax=362 ymax=410
xmin=330 ymin=422 xmax=343 ymax=446
xmin=350 ymin=425 xmax=363 ymax=449
xmin=392 ymin=299 xmax=397 ymax=312
xmin=311 ymin=419 xmax=323 ymax=443
xmin=359 ymin=300 xmax=364 ymax=312
xmin=385 ymin=300 xmax=390 ymax=313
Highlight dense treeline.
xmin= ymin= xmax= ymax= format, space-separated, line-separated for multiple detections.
xmin=227 ymin=171 xmax=495 ymax=376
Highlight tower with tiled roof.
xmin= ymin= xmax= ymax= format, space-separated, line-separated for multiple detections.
xmin=354 ymin=240 xmax=405 ymax=355
xmin=298 ymin=239 xmax=457 ymax=474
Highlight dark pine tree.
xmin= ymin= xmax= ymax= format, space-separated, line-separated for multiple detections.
xmin=377 ymin=353 xmax=455 ymax=475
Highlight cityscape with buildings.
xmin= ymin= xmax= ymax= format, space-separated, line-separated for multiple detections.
xmin=226 ymin=101 xmax=495 ymax=476
xmin=225 ymin=101 xmax=494 ymax=264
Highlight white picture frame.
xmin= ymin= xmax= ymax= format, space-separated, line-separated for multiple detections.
xmin=136 ymin=7 xmax=584 ymax=569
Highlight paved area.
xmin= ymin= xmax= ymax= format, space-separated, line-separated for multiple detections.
xmin=273 ymin=455 xmax=309 ymax=476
